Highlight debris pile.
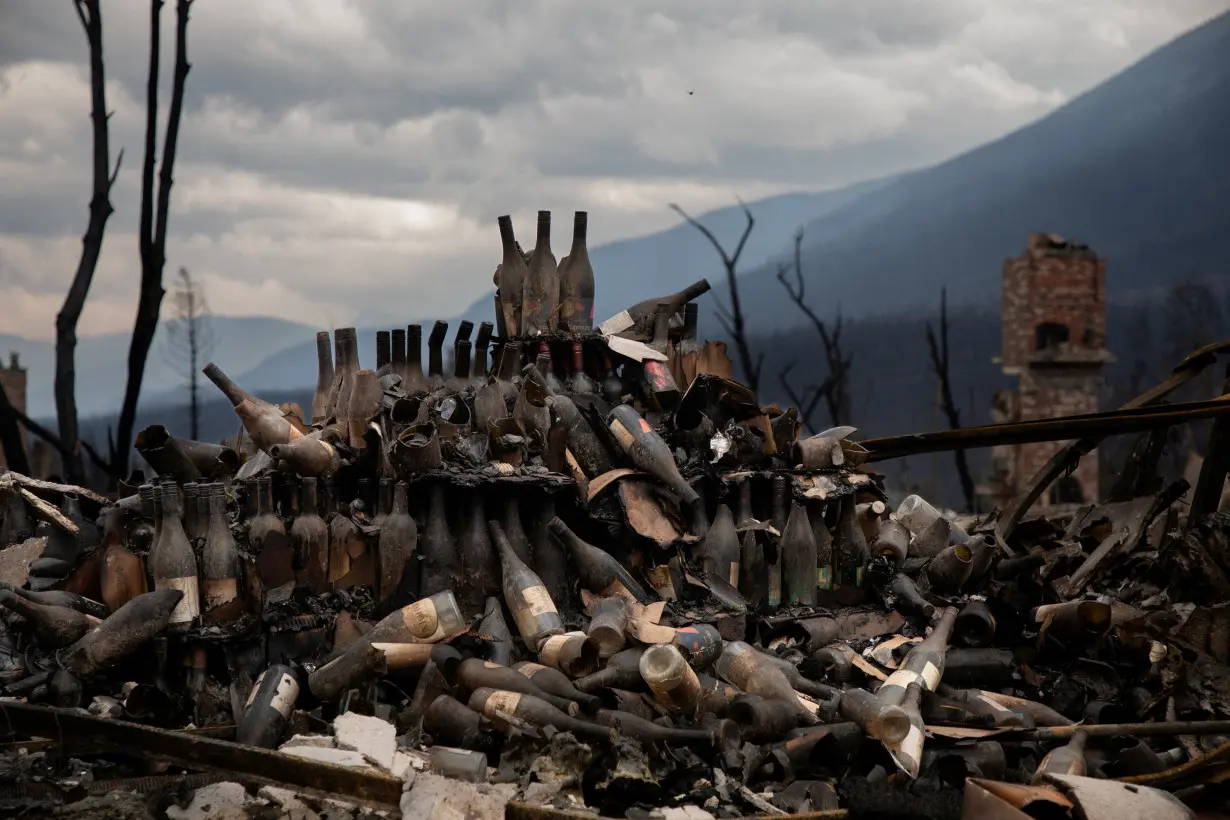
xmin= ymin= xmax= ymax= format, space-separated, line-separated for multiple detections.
xmin=1 ymin=211 xmax=1229 ymax=820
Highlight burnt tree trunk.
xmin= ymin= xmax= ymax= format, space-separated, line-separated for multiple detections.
xmin=56 ymin=0 xmax=123 ymax=484
xmin=113 ymin=0 xmax=193 ymax=479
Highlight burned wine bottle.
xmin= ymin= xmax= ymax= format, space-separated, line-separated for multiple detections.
xmin=587 ymin=596 xmax=629 ymax=658
xmin=522 ymin=210 xmax=560 ymax=335
xmin=573 ymin=647 xmax=646 ymax=693
xmin=559 ymin=211 xmax=595 ymax=332
xmin=203 ymin=363 xmax=303 ymax=453
xmin=427 ymin=320 xmax=448 ymax=388
xmin=877 ymin=607 xmax=958 ymax=707
xmin=457 ymin=488 xmax=498 ymax=605
xmin=490 ymin=519 xmax=564 ymax=651
xmin=453 ymin=659 xmax=579 ymax=716
xmin=62 ymin=589 xmax=184 ymax=677
xmin=202 ymin=483 xmax=242 ymax=623
xmin=606 ymin=404 xmax=699 ymax=506
xmin=1 ymin=583 xmax=109 ymax=620
xmin=251 ymin=475 xmax=293 ymax=591
xmin=420 ymin=483 xmax=458 ymax=597
xmin=782 ymin=501 xmax=818 ymax=606
xmin=0 ymin=590 xmax=100 ymax=648
xmin=1032 ymin=730 xmax=1089 ymax=783
xmin=237 ymin=664 xmax=300 ymax=748
xmin=377 ymin=481 xmax=417 ymax=608
xmin=513 ymin=661 xmax=601 ymax=713
xmin=702 ymin=503 xmax=740 ymax=588
xmin=468 ymin=688 xmax=613 ymax=743
xmin=151 ymin=484 xmax=200 ymax=631
xmin=639 ymin=644 xmax=701 ymax=714
xmin=566 ymin=342 xmax=596 ymax=394
xmin=291 ymin=477 xmax=329 ymax=591
xmin=404 ymin=324 xmax=429 ymax=394
xmin=548 ymin=517 xmax=648 ymax=602
xmin=496 ymin=215 xmax=529 ymax=337
xmin=602 ymin=279 xmax=712 ymax=341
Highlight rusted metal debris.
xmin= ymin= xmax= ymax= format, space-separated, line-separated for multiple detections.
xmin=4 ymin=222 xmax=1230 ymax=817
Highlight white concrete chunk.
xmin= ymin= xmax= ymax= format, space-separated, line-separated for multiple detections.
xmin=258 ymin=785 xmax=322 ymax=820
xmin=166 ymin=782 xmax=254 ymax=820
xmin=399 ymin=771 xmax=516 ymax=820
xmin=333 ymin=711 xmax=398 ymax=772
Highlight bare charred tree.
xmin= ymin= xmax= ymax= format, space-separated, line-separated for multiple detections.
xmin=669 ymin=200 xmax=763 ymax=394
xmin=54 ymin=0 xmax=124 ymax=484
xmin=112 ymin=0 xmax=194 ymax=478
xmin=162 ymin=267 xmax=216 ymax=440
xmin=775 ymin=229 xmax=851 ymax=431
xmin=925 ymin=287 xmax=976 ymax=511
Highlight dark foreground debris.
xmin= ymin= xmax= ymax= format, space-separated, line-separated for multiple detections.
xmin=3 ymin=214 xmax=1230 ymax=819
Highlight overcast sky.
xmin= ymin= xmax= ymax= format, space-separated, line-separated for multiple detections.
xmin=0 ymin=1 xmax=1225 ymax=340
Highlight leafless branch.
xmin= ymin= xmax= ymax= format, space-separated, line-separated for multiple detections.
xmin=56 ymin=0 xmax=121 ymax=484
xmin=669 ymin=199 xmax=761 ymax=393
xmin=774 ymin=229 xmax=851 ymax=429
xmin=925 ymin=286 xmax=976 ymax=511
xmin=778 ymin=362 xmax=831 ymax=432
xmin=114 ymin=0 xmax=194 ymax=476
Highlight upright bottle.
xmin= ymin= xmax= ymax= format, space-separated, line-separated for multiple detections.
xmin=378 ymin=482 xmax=418 ymax=607
xmin=201 ymin=483 xmax=241 ymax=622
xmin=427 ymin=321 xmax=448 ymax=388
xmin=251 ymin=476 xmax=293 ymax=590
xmin=458 ymin=488 xmax=497 ymax=606
xmin=372 ymin=478 xmax=393 ymax=531
xmin=537 ymin=343 xmax=566 ymax=394
xmin=566 ymin=342 xmax=596 ymax=394
xmin=548 ymin=517 xmax=647 ymax=602
xmin=494 ymin=342 xmax=523 ymax=406
xmin=782 ymin=502 xmax=818 ymax=606
xmin=767 ymin=476 xmax=789 ymax=608
xmin=528 ymin=495 xmax=568 ymax=607
xmin=601 ymin=355 xmax=624 ymax=404
xmin=404 ymin=324 xmax=429 ymax=394
xmin=522 ymin=210 xmax=559 ymax=335
xmin=324 ymin=476 xmax=358 ymax=585
xmin=810 ymin=504 xmax=835 ymax=592
xmin=497 ymin=215 xmax=529 ymax=337
xmin=291 ymin=477 xmax=329 ymax=591
xmin=390 ymin=328 xmax=408 ymax=386
xmin=420 ymin=484 xmax=458 ymax=597
xmin=450 ymin=339 xmax=473 ymax=392
xmin=203 ymin=364 xmax=302 ymax=453
xmin=606 ymin=405 xmax=699 ymax=506
xmin=375 ymin=330 xmax=392 ymax=377
xmin=499 ymin=491 xmax=533 ymax=566
xmin=559 ymin=211 xmax=595 ymax=332
xmin=327 ymin=328 xmax=360 ymax=425
xmin=473 ymin=322 xmax=493 ymax=380
xmin=490 ymin=519 xmax=564 ymax=651
xmin=151 ymin=484 xmax=200 ymax=631
xmin=702 ymin=504 xmax=741 ymax=589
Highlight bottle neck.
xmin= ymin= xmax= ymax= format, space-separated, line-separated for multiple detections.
xmin=499 ymin=216 xmax=516 ymax=253
xmin=454 ymin=341 xmax=472 ymax=379
xmin=407 ymin=327 xmax=423 ymax=369
xmin=498 ymin=344 xmax=521 ymax=380
xmin=317 ymin=332 xmax=333 ymax=379
xmin=571 ymin=212 xmax=587 ymax=251
xmin=301 ymin=479 xmax=318 ymax=513
xmin=571 ymin=343 xmax=584 ymax=373
xmin=376 ymin=331 xmax=391 ymax=371
xmin=536 ymin=212 xmax=551 ymax=246
xmin=392 ymin=483 xmax=409 ymax=516
xmin=202 ymin=364 xmax=246 ymax=407
xmin=160 ymin=489 xmax=182 ymax=522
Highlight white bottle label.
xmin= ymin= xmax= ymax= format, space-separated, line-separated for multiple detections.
xmin=158 ymin=576 xmax=200 ymax=624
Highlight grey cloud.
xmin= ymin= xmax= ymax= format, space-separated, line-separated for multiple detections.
xmin=0 ymin=0 xmax=1225 ymax=340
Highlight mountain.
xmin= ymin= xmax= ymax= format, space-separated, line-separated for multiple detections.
xmin=723 ymin=11 xmax=1230 ymax=333
xmin=2 ymin=315 xmax=315 ymax=419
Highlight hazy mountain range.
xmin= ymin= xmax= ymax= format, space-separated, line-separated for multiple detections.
xmin=8 ymin=10 xmax=1230 ymax=508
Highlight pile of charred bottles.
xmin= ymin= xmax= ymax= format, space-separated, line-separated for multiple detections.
xmin=2 ymin=208 xmax=1219 ymax=817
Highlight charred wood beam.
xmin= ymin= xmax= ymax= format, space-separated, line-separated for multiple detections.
xmin=1189 ymin=364 xmax=1230 ymax=522
xmin=0 ymin=702 xmax=402 ymax=808
xmin=860 ymin=394 xmax=1230 ymax=461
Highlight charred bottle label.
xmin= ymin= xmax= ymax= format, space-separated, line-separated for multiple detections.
xmin=204 ymin=578 xmax=238 ymax=609
xmin=649 ymin=664 xmax=700 ymax=711
xmin=796 ymin=690 xmax=822 ymax=716
xmin=598 ymin=578 xmax=638 ymax=603
xmin=521 ymin=585 xmax=557 ymax=618
xmin=608 ymin=415 xmax=651 ymax=451
xmin=401 ymin=598 xmax=443 ymax=641
xmin=817 ymin=567 xmax=832 ymax=590
xmin=882 ymin=661 xmax=942 ymax=693
xmin=159 ymin=576 xmax=201 ymax=624
xmin=768 ymin=565 xmax=781 ymax=607
xmin=246 ymin=669 xmax=299 ymax=716
xmin=515 ymin=662 xmax=548 ymax=678
xmin=728 ymin=561 xmax=740 ymax=588
xmin=483 ymin=690 xmax=522 ymax=716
